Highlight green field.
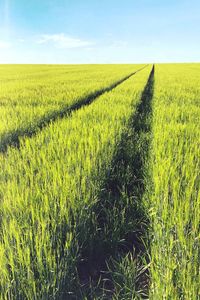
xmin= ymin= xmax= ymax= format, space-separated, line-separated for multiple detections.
xmin=0 ymin=64 xmax=199 ymax=299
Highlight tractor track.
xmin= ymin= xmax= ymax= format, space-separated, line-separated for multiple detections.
xmin=0 ymin=65 xmax=148 ymax=154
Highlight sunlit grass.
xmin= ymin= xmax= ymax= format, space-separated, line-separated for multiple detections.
xmin=0 ymin=64 xmax=144 ymax=150
xmin=147 ymin=64 xmax=200 ymax=299
xmin=0 ymin=65 xmax=151 ymax=299
xmin=0 ymin=63 xmax=199 ymax=299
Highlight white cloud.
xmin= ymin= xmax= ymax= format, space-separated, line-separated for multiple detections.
xmin=0 ymin=40 xmax=11 ymax=49
xmin=37 ymin=33 xmax=93 ymax=49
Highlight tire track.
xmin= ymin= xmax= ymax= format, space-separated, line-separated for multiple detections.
xmin=77 ymin=65 xmax=154 ymax=299
xmin=0 ymin=65 xmax=148 ymax=154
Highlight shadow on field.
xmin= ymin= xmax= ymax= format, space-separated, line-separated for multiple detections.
xmin=77 ymin=66 xmax=154 ymax=299
xmin=0 ymin=65 xmax=147 ymax=154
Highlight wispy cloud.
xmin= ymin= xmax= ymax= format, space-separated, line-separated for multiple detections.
xmin=0 ymin=40 xmax=11 ymax=49
xmin=37 ymin=33 xmax=94 ymax=49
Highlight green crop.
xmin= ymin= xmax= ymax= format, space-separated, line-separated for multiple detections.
xmin=0 ymin=63 xmax=199 ymax=300
xmin=0 ymin=65 xmax=151 ymax=299
xmin=0 ymin=64 xmax=144 ymax=152
xmin=147 ymin=64 xmax=200 ymax=299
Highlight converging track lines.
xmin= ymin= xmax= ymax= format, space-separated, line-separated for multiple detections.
xmin=0 ymin=65 xmax=148 ymax=154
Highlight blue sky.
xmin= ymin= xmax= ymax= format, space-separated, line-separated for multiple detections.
xmin=0 ymin=0 xmax=199 ymax=63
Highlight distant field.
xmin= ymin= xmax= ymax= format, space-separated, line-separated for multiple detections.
xmin=0 ymin=64 xmax=199 ymax=299
xmin=0 ymin=64 xmax=145 ymax=152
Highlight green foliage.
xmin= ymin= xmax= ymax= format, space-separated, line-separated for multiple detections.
xmin=0 ymin=65 xmax=151 ymax=299
xmin=1 ymin=63 xmax=199 ymax=299
xmin=0 ymin=64 xmax=143 ymax=151
xmin=147 ymin=64 xmax=200 ymax=299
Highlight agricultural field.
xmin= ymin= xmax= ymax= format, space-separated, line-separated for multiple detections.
xmin=148 ymin=64 xmax=200 ymax=299
xmin=0 ymin=64 xmax=144 ymax=152
xmin=0 ymin=63 xmax=199 ymax=300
